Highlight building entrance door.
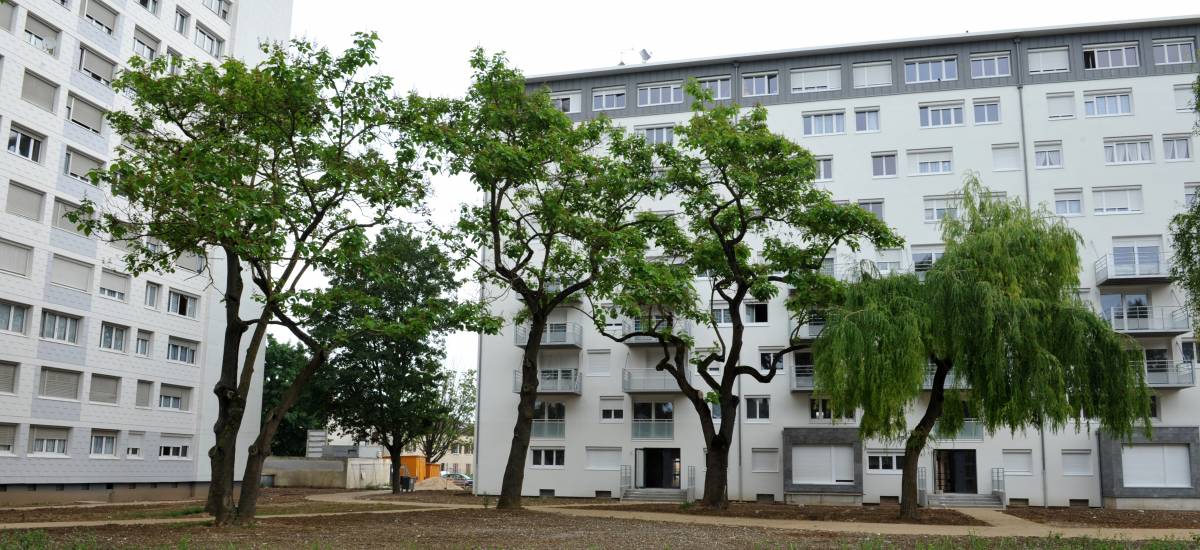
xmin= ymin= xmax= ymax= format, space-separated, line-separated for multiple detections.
xmin=934 ymin=449 xmax=977 ymax=494
xmin=636 ymin=448 xmax=681 ymax=488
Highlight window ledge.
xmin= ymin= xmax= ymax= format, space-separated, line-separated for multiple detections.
xmin=910 ymin=173 xmax=954 ymax=177
xmin=1057 ymin=214 xmax=1084 ymax=218
xmin=1104 ymin=161 xmax=1153 ymax=166
xmin=158 ymin=457 xmax=192 ymax=461
xmin=975 ymin=121 xmax=1001 ymax=126
xmin=1005 ymin=472 xmax=1034 ymax=477
xmin=37 ymin=396 xmax=80 ymax=404
xmin=29 ymin=453 xmax=72 ymax=459
xmin=1165 ymin=159 xmax=1193 ymax=163
xmin=1062 ymin=473 xmax=1094 ymax=477
xmin=97 ymin=348 xmax=129 ymax=356
xmin=745 ymin=419 xmax=771 ymax=424
xmin=1093 ymin=211 xmax=1143 ymax=216
xmin=1035 ymin=166 xmax=1064 ymax=170
xmin=88 ymin=401 xmax=120 ymax=407
xmin=867 ymin=471 xmax=904 ymax=475
xmin=38 ymin=338 xmax=80 ymax=347
xmin=993 ymin=168 xmax=1021 ymax=172
xmin=89 ymin=455 xmax=119 ymax=460
xmin=855 ymin=130 xmax=881 ymax=135
xmin=871 ymin=175 xmax=898 ymax=180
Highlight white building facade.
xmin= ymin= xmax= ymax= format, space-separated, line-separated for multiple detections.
xmin=0 ymin=0 xmax=292 ymax=504
xmin=475 ymin=16 xmax=1200 ymax=509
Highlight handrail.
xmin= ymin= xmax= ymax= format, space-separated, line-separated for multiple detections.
xmin=1102 ymin=306 xmax=1190 ymax=332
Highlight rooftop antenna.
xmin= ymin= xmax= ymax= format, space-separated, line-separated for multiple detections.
xmin=639 ymin=49 xmax=652 ymax=63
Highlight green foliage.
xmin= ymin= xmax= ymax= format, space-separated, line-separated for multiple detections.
xmin=418 ymin=369 xmax=476 ymax=464
xmin=263 ymin=336 xmax=334 ymax=456
xmin=814 ymin=174 xmax=1150 ymax=441
xmin=1171 ymin=178 xmax=1200 ymax=335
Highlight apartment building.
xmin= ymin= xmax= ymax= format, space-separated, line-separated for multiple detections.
xmin=475 ymin=16 xmax=1200 ymax=509
xmin=0 ymin=0 xmax=292 ymax=504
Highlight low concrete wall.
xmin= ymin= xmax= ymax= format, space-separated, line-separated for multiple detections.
xmin=263 ymin=457 xmax=390 ymax=489
xmin=0 ymin=481 xmax=241 ymax=506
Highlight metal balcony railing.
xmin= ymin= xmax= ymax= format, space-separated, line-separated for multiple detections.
xmin=923 ymin=366 xmax=967 ymax=389
xmin=1094 ymin=251 xmax=1170 ymax=286
xmin=787 ymin=316 xmax=826 ymax=342
xmin=631 ymin=419 xmax=674 ymax=439
xmin=791 ymin=364 xmax=814 ymax=391
xmin=622 ymin=368 xmax=688 ymax=392
xmin=1140 ymin=360 xmax=1196 ymax=388
xmin=1102 ymin=307 xmax=1191 ymax=334
xmin=934 ymin=420 xmax=985 ymax=440
xmin=531 ymin=419 xmax=565 ymax=439
xmin=621 ymin=319 xmax=693 ymax=346
xmin=514 ymin=322 xmax=584 ymax=348
xmin=511 ymin=368 xmax=583 ymax=394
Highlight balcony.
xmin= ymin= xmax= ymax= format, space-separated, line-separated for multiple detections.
xmin=1141 ymin=360 xmax=1195 ymax=388
xmin=787 ymin=316 xmax=826 ymax=343
xmin=933 ymin=420 xmax=985 ymax=441
xmin=531 ymin=419 xmax=565 ymax=439
xmin=622 ymin=367 xmax=688 ymax=393
xmin=631 ymin=419 xmax=674 ymax=439
xmin=1102 ymin=307 xmax=1191 ymax=337
xmin=923 ymin=366 xmax=967 ymax=390
xmin=514 ymin=322 xmax=583 ymax=348
xmin=1094 ymin=251 xmax=1171 ymax=287
xmin=619 ymin=319 xmax=693 ymax=347
xmin=511 ymin=368 xmax=582 ymax=395
xmin=791 ymin=364 xmax=814 ymax=391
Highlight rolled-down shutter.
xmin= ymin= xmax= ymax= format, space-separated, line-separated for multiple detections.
xmin=5 ymin=183 xmax=44 ymax=221
xmin=161 ymin=385 xmax=189 ymax=409
xmin=81 ymin=48 xmax=117 ymax=82
xmin=100 ymin=270 xmax=130 ymax=294
xmin=0 ymin=2 xmax=14 ymax=31
xmin=41 ymin=369 xmax=81 ymax=399
xmin=33 ymin=426 xmax=68 ymax=442
xmin=67 ymin=150 xmax=103 ymax=179
xmin=135 ymin=380 xmax=152 ymax=407
xmin=0 ymin=362 xmax=16 ymax=393
xmin=89 ymin=375 xmax=119 ymax=403
xmin=85 ymin=1 xmax=118 ymax=30
xmin=69 ymin=96 xmax=104 ymax=132
xmin=0 ymin=240 xmax=32 ymax=276
xmin=50 ymin=255 xmax=93 ymax=290
xmin=21 ymin=72 xmax=58 ymax=111
xmin=53 ymin=200 xmax=83 ymax=233
xmin=0 ymin=424 xmax=15 ymax=448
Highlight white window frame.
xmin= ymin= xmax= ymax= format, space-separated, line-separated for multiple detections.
xmin=1163 ymin=135 xmax=1192 ymax=162
xmin=90 ymin=431 xmax=116 ymax=457
xmin=852 ymin=61 xmax=892 ymax=88
xmin=99 ymin=322 xmax=127 ymax=352
xmin=1062 ymin=449 xmax=1094 ymax=476
xmin=1103 ymin=138 xmax=1152 ymax=165
xmin=745 ymin=396 xmax=770 ymax=422
xmin=591 ymin=88 xmax=625 ymax=111
xmin=904 ymin=56 xmax=957 ymax=84
xmin=530 ymin=447 xmax=565 ymax=469
xmin=639 ymin=126 xmax=674 ymax=146
xmin=1035 ymin=141 xmax=1064 ymax=169
xmin=167 ymin=339 xmax=198 ymax=365
xmin=158 ymin=443 xmax=190 ymax=459
xmin=854 ymin=108 xmax=879 ymax=133
xmin=745 ymin=302 xmax=769 ymax=324
xmin=636 ymin=82 xmax=682 ymax=107
xmin=1046 ymin=92 xmax=1076 ymax=120
xmin=1084 ymin=43 xmax=1139 ymax=70
xmin=741 ymin=72 xmax=778 ymax=97
xmin=31 ymin=427 xmax=69 ymax=455
xmin=992 ymin=144 xmax=1021 ymax=172
xmin=167 ymin=290 xmax=199 ymax=319
xmin=697 ymin=76 xmax=732 ymax=100
xmin=1028 ymin=47 xmax=1070 ymax=74
xmin=802 ymin=111 xmax=845 ymax=136
xmin=7 ymin=126 xmax=45 ymax=163
xmin=1154 ymin=39 xmax=1196 ymax=65
xmin=866 ymin=450 xmax=906 ymax=474
xmin=871 ymin=152 xmax=897 ymax=178
xmin=923 ymin=196 xmax=960 ymax=222
xmin=814 ymin=157 xmax=833 ymax=182
xmin=970 ymin=52 xmax=1011 ymax=79
xmin=1002 ymin=449 xmax=1034 ymax=475
xmin=1092 ymin=186 xmax=1143 ymax=215
xmin=145 ymin=282 xmax=161 ymax=308
xmin=40 ymin=310 xmax=80 ymax=344
xmin=1085 ymin=91 xmax=1132 ymax=117
xmin=1054 ymin=189 xmax=1083 ymax=217
xmin=751 ymin=448 xmax=780 ymax=473
xmin=135 ymin=330 xmax=152 ymax=357
xmin=194 ymin=26 xmax=222 ymax=58
xmin=790 ymin=66 xmax=841 ymax=94
xmin=919 ymin=103 xmax=964 ymax=128
xmin=599 ymin=396 xmax=624 ymax=423
xmin=0 ymin=300 xmax=30 ymax=335
xmin=973 ymin=99 xmax=1000 ymax=125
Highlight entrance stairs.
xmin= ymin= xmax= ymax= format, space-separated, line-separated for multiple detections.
xmin=926 ymin=492 xmax=1004 ymax=508
xmin=621 ymin=488 xmax=688 ymax=503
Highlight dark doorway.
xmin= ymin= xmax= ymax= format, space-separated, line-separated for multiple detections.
xmin=934 ymin=450 xmax=977 ymax=494
xmin=637 ymin=448 xmax=681 ymax=489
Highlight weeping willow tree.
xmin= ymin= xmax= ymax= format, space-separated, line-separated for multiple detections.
xmin=813 ymin=174 xmax=1150 ymax=520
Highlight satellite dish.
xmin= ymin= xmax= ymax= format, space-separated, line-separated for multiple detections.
xmin=639 ymin=49 xmax=652 ymax=63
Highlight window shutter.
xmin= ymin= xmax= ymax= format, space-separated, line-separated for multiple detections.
xmin=0 ymin=362 xmax=16 ymax=393
xmin=34 ymin=426 xmax=68 ymax=441
xmin=0 ymin=424 xmax=15 ymax=448
xmin=100 ymin=270 xmax=130 ymax=294
xmin=69 ymin=97 xmax=105 ymax=132
xmin=21 ymin=72 xmax=57 ymax=111
xmin=135 ymin=28 xmax=159 ymax=50
xmin=53 ymin=200 xmax=83 ymax=233
xmin=6 ymin=183 xmax=44 ymax=221
xmin=1047 ymin=94 xmax=1075 ymax=118
xmin=0 ymin=240 xmax=32 ymax=276
xmin=89 ymin=374 xmax=119 ymax=403
xmin=81 ymin=48 xmax=117 ymax=82
xmin=25 ymin=17 xmax=57 ymax=46
xmin=752 ymin=448 xmax=779 ymax=472
xmin=161 ymin=384 xmax=189 ymax=409
xmin=586 ymin=350 xmax=611 ymax=376
xmin=66 ymin=150 xmax=103 ymax=179
xmin=136 ymin=380 xmax=152 ymax=407
xmin=0 ymin=2 xmax=14 ymax=31
xmin=41 ymin=368 xmax=80 ymax=399
xmin=50 ymin=255 xmax=93 ymax=291
xmin=85 ymin=1 xmax=118 ymax=29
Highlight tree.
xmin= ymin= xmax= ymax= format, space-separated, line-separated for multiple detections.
xmin=77 ymin=34 xmax=427 ymax=525
xmin=592 ymin=82 xmax=899 ymax=509
xmin=262 ymin=336 xmax=334 ymax=456
xmin=813 ymin=175 xmax=1151 ymax=520
xmin=1169 ymin=74 xmax=1200 ymax=332
xmin=419 ymin=370 xmax=476 ymax=468
xmin=420 ymin=50 xmax=667 ymax=509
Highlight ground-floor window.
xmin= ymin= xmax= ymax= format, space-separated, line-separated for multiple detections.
xmin=531 ymin=447 xmax=565 ymax=469
xmin=791 ymin=445 xmax=854 ymax=485
xmin=866 ymin=451 xmax=905 ymax=473
xmin=1121 ymin=444 xmax=1190 ymax=488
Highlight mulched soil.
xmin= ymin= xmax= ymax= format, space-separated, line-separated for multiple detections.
xmin=5 ymin=507 xmax=1181 ymax=549
xmin=367 ymin=491 xmax=614 ymax=506
xmin=1005 ymin=506 xmax=1200 ymax=529
xmin=574 ymin=502 xmax=988 ymax=526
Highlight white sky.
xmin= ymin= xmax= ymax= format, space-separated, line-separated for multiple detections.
xmin=289 ymin=0 xmax=1199 ymax=373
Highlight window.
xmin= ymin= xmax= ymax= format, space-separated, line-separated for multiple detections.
xmin=98 ymin=270 xmax=129 ymax=301
xmin=1176 ymin=84 xmax=1197 ymax=112
xmin=852 ymin=62 xmax=891 ymax=88
xmin=802 ymin=111 xmax=844 ymax=136
xmin=174 ymin=9 xmax=189 ymax=34
xmin=31 ymin=427 xmax=69 ymax=455
xmin=1054 ymin=189 xmax=1083 ymax=216
xmin=138 ymin=0 xmax=158 ymax=13
xmin=745 ymin=303 xmax=768 ymax=323
xmin=973 ymin=99 xmax=1000 ymax=124
xmin=1062 ymin=450 xmax=1093 ymax=476
xmin=159 ymin=384 xmax=189 ymax=410
xmin=39 ymin=367 xmax=80 ymax=399
xmin=135 ymin=330 xmax=152 ymax=357
xmin=50 ymin=255 xmax=93 ymax=292
xmin=21 ymin=71 xmax=58 ymax=112
xmin=742 ymin=73 xmax=778 ymax=97
xmin=587 ymin=350 xmax=611 ymax=376
xmin=132 ymin=29 xmax=159 ymax=60
xmin=0 ymin=362 xmax=16 ymax=394
xmin=639 ymin=126 xmax=673 ymax=146
xmin=1122 ymin=444 xmax=1190 ymax=488
xmin=1085 ymin=92 xmax=1131 ymax=117
xmin=924 ymin=196 xmax=959 ymax=222
xmin=1164 ymin=135 xmax=1192 ymax=161
xmin=65 ymin=149 xmax=103 ymax=181
xmin=0 ymin=424 xmax=14 ymax=454
xmin=752 ymin=448 xmax=780 ymax=472
xmin=1149 ymin=394 xmax=1160 ymax=419
xmin=167 ymin=339 xmax=197 ymax=365
xmin=1035 ymin=141 xmax=1063 ymax=169
xmin=1002 ymin=449 xmax=1033 ymax=474
xmin=52 ymin=199 xmax=84 ymax=234
xmin=585 ymin=447 xmax=621 ymax=471
xmin=814 ymin=157 xmax=832 ymax=181
xmin=0 ymin=1 xmax=14 ymax=32
xmin=1042 ymin=94 xmax=1075 ymax=122
xmin=176 ymin=250 xmax=205 ymax=272
xmin=1084 ymin=43 xmax=1138 ymax=69
xmin=531 ymin=448 xmax=565 ymax=468
xmin=758 ymin=350 xmax=780 ymax=373
xmin=745 ymin=397 xmax=770 ymax=421
xmin=88 ymin=374 xmax=119 ymax=404
xmin=1092 ymin=186 xmax=1143 ymax=214
xmin=910 ymin=149 xmax=953 ymax=175
xmin=99 ymin=323 xmax=127 ymax=352
xmin=919 ymin=103 xmax=963 ymax=127
xmin=854 ymin=108 xmax=879 ymax=133
xmin=159 ymin=443 xmax=190 ymax=458
xmin=135 ymin=380 xmax=153 ymax=407
xmin=791 ymin=66 xmax=841 ymax=93
xmin=6 ymin=183 xmax=44 ymax=221
xmin=867 ymin=451 xmax=906 ymax=473
xmin=810 ymin=398 xmax=852 ymax=420
xmin=637 ymin=82 xmax=682 ymax=106
xmin=0 ymin=300 xmax=28 ymax=334
xmin=858 ymin=200 xmax=884 ymax=220
xmin=711 ymin=306 xmax=732 ymax=325
xmin=8 ymin=126 xmax=45 ymax=162
xmin=126 ymin=434 xmax=144 ymax=458
xmin=1104 ymin=138 xmax=1152 ymax=164
xmin=1028 ymin=47 xmax=1069 ymax=74
xmin=0 ymin=240 xmax=33 ymax=277
xmin=791 ymin=445 xmax=855 ymax=484
xmin=1154 ymin=40 xmax=1195 ymax=65
xmin=168 ymin=290 xmax=199 ymax=318
xmin=1187 ymin=184 xmax=1199 ymax=208
xmin=592 ymin=88 xmax=625 ymax=111
xmin=905 ymin=57 xmax=957 ymax=83
xmin=24 ymin=15 xmax=59 ymax=56
xmin=912 ymin=246 xmax=944 ymax=274
xmin=79 ymin=47 xmax=117 ymax=86
xmin=202 ymin=0 xmax=231 ymax=19
xmin=991 ymin=144 xmax=1021 ymax=172
xmin=40 ymin=311 xmax=80 ymax=344
xmin=709 ymin=401 xmax=722 ymax=421
xmin=549 ymin=92 xmax=579 ymax=114
xmin=144 ymin=282 xmax=161 ymax=308
xmin=970 ymin=53 xmax=1010 ymax=78
xmin=600 ymin=396 xmax=624 ymax=422
xmin=194 ymin=26 xmax=222 ymax=57
xmin=66 ymin=94 xmax=104 ymax=134
xmin=90 ymin=430 xmax=116 ymax=456
xmin=698 ymin=77 xmax=731 ymax=100
xmin=872 ymin=152 xmax=897 ymax=177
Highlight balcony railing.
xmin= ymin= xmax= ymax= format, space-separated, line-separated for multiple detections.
xmin=1102 ymin=307 xmax=1191 ymax=334
xmin=620 ymin=319 xmax=693 ymax=346
xmin=934 ymin=420 xmax=985 ymax=441
xmin=514 ymin=322 xmax=583 ymax=348
xmin=923 ymin=366 xmax=967 ymax=390
xmin=791 ymin=364 xmax=815 ymax=391
xmin=631 ymin=419 xmax=674 ymax=439
xmin=622 ymin=367 xmax=688 ymax=393
xmin=1141 ymin=360 xmax=1196 ymax=388
xmin=531 ymin=419 xmax=565 ymax=439
xmin=787 ymin=316 xmax=826 ymax=342
xmin=1094 ymin=251 xmax=1171 ymax=286
xmin=511 ymin=368 xmax=583 ymax=394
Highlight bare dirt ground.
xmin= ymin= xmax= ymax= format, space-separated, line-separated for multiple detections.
xmin=576 ymin=502 xmax=988 ymax=526
xmin=367 ymin=491 xmax=614 ymax=506
xmin=1005 ymin=506 xmax=1200 ymax=529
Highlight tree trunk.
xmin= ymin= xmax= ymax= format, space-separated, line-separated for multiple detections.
xmin=899 ymin=358 xmax=953 ymax=520
xmin=389 ymin=445 xmax=404 ymax=495
xmin=497 ymin=321 xmax=544 ymax=510
xmin=206 ymin=247 xmax=247 ymax=526
xmin=701 ymin=432 xmax=730 ymax=509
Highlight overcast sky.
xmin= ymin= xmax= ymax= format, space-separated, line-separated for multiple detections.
xmin=289 ymin=0 xmax=1198 ymax=373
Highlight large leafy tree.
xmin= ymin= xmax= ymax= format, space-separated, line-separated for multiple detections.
xmin=594 ymin=82 xmax=900 ymax=509
xmin=76 ymin=34 xmax=427 ymax=525
xmin=1169 ymin=74 xmax=1200 ymax=331
xmin=813 ymin=175 xmax=1150 ymax=520
xmin=418 ymin=369 xmax=476 ymax=469
xmin=419 ymin=50 xmax=667 ymax=509
xmin=262 ymin=336 xmax=334 ymax=456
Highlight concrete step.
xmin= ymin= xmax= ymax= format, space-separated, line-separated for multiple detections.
xmin=927 ymin=493 xmax=1004 ymax=508
xmin=621 ymin=488 xmax=687 ymax=502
